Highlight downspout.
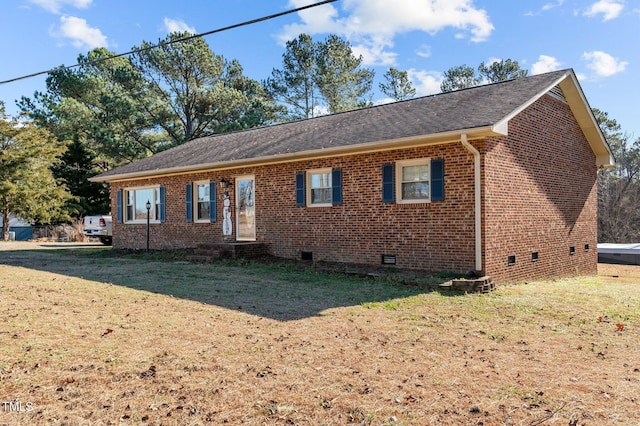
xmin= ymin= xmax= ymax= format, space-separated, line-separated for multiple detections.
xmin=461 ymin=134 xmax=483 ymax=273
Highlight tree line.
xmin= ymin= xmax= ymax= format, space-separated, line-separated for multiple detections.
xmin=0 ymin=32 xmax=637 ymax=243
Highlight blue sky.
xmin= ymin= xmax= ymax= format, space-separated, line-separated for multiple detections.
xmin=1 ymin=0 xmax=637 ymax=137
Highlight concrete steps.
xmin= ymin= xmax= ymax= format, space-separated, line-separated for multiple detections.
xmin=439 ymin=276 xmax=495 ymax=293
xmin=187 ymin=242 xmax=269 ymax=263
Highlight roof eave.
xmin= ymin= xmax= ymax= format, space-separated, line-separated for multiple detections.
xmin=90 ymin=125 xmax=501 ymax=183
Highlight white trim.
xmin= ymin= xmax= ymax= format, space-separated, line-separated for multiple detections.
xmin=193 ymin=180 xmax=211 ymax=223
xmin=123 ymin=185 xmax=161 ymax=224
xmin=306 ymin=168 xmax=333 ymax=207
xmin=559 ymin=72 xmax=614 ymax=167
xmin=395 ymin=158 xmax=431 ymax=204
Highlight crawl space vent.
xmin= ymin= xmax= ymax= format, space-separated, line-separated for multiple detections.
xmin=381 ymin=254 xmax=397 ymax=265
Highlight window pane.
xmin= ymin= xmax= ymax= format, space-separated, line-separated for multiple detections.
xmin=126 ymin=191 xmax=134 ymax=221
xmin=402 ymin=182 xmax=429 ymax=200
xmin=198 ymin=201 xmax=210 ymax=220
xmin=134 ymin=188 xmax=154 ymax=220
xmin=155 ymin=188 xmax=161 ymax=220
xmin=311 ymin=172 xmax=331 ymax=189
xmin=197 ymin=184 xmax=209 ymax=202
xmin=402 ymin=165 xmax=428 ymax=182
xmin=196 ymin=183 xmax=210 ymax=220
xmin=311 ymin=188 xmax=332 ymax=204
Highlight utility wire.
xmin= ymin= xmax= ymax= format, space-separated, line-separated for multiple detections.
xmin=0 ymin=0 xmax=339 ymax=85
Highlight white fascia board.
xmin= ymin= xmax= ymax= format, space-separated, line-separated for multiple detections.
xmin=559 ymin=73 xmax=615 ymax=167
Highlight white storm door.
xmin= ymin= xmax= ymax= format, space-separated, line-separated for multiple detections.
xmin=235 ymin=176 xmax=255 ymax=241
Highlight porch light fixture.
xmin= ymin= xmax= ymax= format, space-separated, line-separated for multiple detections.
xmin=220 ymin=178 xmax=231 ymax=189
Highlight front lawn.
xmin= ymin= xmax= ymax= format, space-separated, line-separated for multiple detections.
xmin=1 ymin=248 xmax=638 ymax=425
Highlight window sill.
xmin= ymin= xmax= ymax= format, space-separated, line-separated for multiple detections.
xmin=124 ymin=220 xmax=161 ymax=225
xmin=396 ymin=199 xmax=431 ymax=204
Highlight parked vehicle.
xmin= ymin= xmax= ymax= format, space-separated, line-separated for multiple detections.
xmin=83 ymin=215 xmax=112 ymax=245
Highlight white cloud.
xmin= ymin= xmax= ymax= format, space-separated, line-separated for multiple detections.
xmin=27 ymin=0 xmax=92 ymax=14
xmin=407 ymin=69 xmax=442 ymax=96
xmin=583 ymin=0 xmax=624 ymax=21
xmin=582 ymin=51 xmax=627 ymax=76
xmin=526 ymin=0 xmax=565 ymax=15
xmin=542 ymin=0 xmax=565 ymax=11
xmin=374 ymin=97 xmax=396 ymax=106
xmin=51 ymin=15 xmax=108 ymax=49
xmin=575 ymin=72 xmax=588 ymax=82
xmin=531 ymin=55 xmax=561 ymax=74
xmin=281 ymin=0 xmax=494 ymax=66
xmin=416 ymin=45 xmax=431 ymax=59
xmin=351 ymin=34 xmax=397 ymax=66
xmin=163 ymin=18 xmax=196 ymax=34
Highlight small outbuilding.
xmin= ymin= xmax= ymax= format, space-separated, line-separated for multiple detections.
xmin=597 ymin=243 xmax=640 ymax=265
xmin=0 ymin=215 xmax=33 ymax=241
xmin=91 ymin=69 xmax=613 ymax=284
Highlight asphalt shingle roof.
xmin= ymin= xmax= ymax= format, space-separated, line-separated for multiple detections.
xmin=94 ymin=69 xmax=570 ymax=181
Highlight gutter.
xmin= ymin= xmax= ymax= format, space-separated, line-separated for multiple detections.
xmin=461 ymin=133 xmax=483 ymax=273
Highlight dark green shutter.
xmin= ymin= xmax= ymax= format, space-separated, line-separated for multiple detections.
xmin=431 ymin=159 xmax=445 ymax=201
xmin=296 ymin=172 xmax=305 ymax=206
xmin=209 ymin=181 xmax=217 ymax=222
xmin=186 ymin=183 xmax=193 ymax=222
xmin=332 ymin=169 xmax=342 ymax=205
xmin=159 ymin=186 xmax=166 ymax=222
xmin=116 ymin=189 xmax=123 ymax=223
xmin=382 ymin=164 xmax=395 ymax=202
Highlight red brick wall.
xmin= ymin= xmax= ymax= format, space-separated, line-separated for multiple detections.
xmin=481 ymin=94 xmax=598 ymax=283
xmin=109 ymin=93 xmax=599 ymax=284
xmin=111 ymin=143 xmax=478 ymax=273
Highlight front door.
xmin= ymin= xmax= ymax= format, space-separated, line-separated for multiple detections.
xmin=235 ymin=175 xmax=255 ymax=241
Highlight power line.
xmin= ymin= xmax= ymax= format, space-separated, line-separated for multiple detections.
xmin=0 ymin=0 xmax=339 ymax=85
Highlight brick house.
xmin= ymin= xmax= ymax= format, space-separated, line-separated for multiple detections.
xmin=91 ymin=69 xmax=613 ymax=284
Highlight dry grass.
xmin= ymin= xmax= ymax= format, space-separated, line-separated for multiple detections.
xmin=0 ymin=245 xmax=639 ymax=425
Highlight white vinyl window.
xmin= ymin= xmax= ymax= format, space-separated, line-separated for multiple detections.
xmin=307 ymin=168 xmax=332 ymax=207
xmin=124 ymin=186 xmax=162 ymax=223
xmin=397 ymin=158 xmax=430 ymax=203
xmin=194 ymin=181 xmax=211 ymax=222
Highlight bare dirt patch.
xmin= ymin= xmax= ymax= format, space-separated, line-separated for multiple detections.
xmin=0 ymin=246 xmax=639 ymax=425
